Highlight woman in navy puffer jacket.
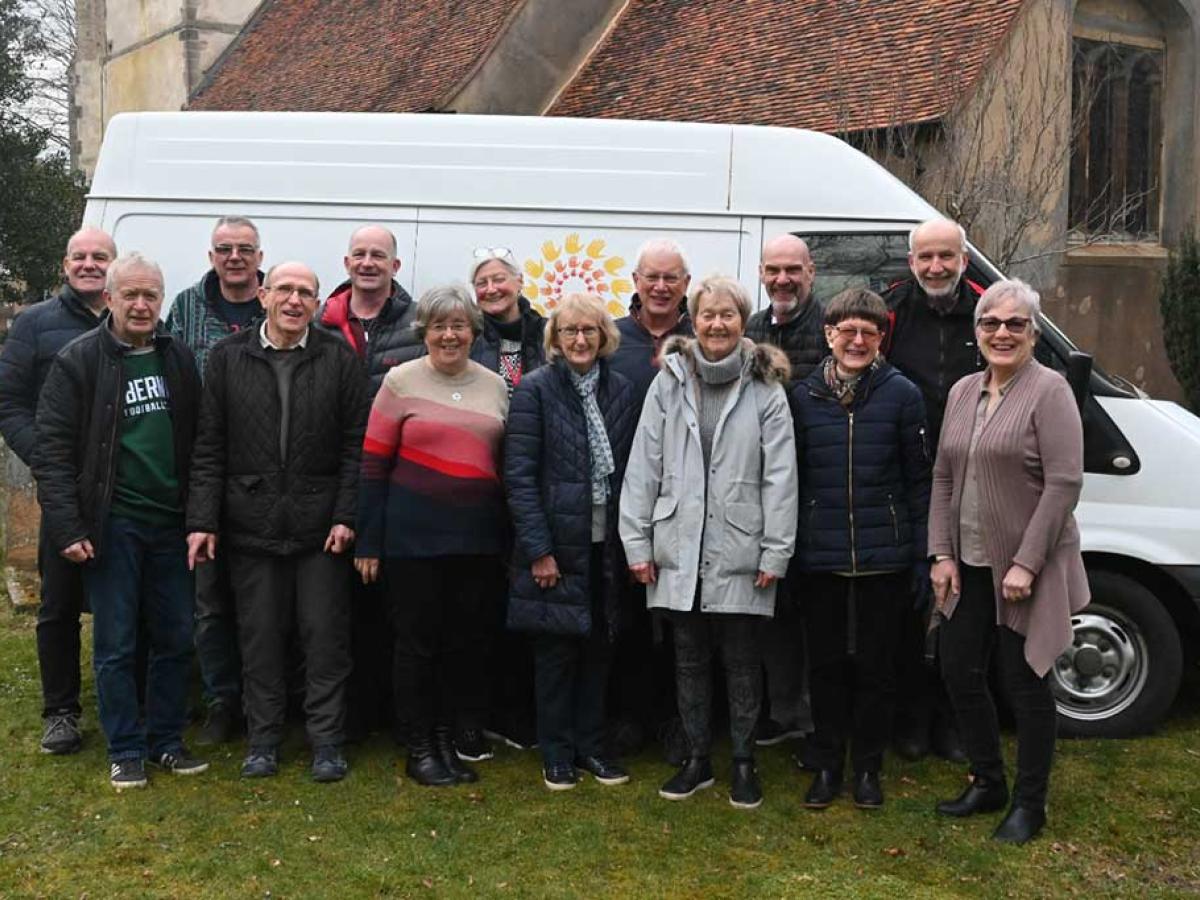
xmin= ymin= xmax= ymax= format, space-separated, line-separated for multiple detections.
xmin=504 ymin=293 xmax=638 ymax=792
xmin=790 ymin=287 xmax=931 ymax=812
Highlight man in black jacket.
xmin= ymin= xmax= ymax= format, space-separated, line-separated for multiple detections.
xmin=33 ymin=253 xmax=205 ymax=789
xmin=747 ymin=234 xmax=824 ymax=750
xmin=187 ymin=261 xmax=367 ymax=784
xmin=319 ymin=225 xmax=417 ymax=742
xmin=882 ymin=218 xmax=984 ymax=764
xmin=0 ymin=227 xmax=113 ymax=755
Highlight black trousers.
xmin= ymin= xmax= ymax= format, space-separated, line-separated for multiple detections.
xmin=669 ymin=602 xmax=763 ymax=760
xmin=194 ymin=552 xmax=242 ymax=709
xmin=804 ymin=572 xmax=906 ymax=775
xmin=388 ymin=555 xmax=498 ymax=738
xmin=487 ymin=570 xmax=536 ymax=738
xmin=531 ymin=544 xmax=612 ymax=765
xmin=346 ymin=574 xmax=394 ymax=738
xmin=759 ymin=582 xmax=811 ymax=732
xmin=229 ymin=550 xmax=352 ymax=749
xmin=608 ymin=580 xmax=676 ymax=736
xmin=36 ymin=519 xmax=86 ymax=717
xmin=939 ymin=564 xmax=1056 ymax=809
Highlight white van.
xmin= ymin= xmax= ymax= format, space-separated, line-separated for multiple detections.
xmin=86 ymin=111 xmax=1200 ymax=737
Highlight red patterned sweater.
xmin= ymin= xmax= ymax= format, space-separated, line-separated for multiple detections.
xmin=355 ymin=357 xmax=509 ymax=559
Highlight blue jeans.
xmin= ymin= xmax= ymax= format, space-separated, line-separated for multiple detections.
xmin=85 ymin=516 xmax=194 ymax=761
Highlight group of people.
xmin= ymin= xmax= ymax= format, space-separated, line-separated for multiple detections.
xmin=0 ymin=214 xmax=1089 ymax=846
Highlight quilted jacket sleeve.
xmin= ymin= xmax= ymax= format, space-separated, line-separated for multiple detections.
xmin=334 ymin=344 xmax=368 ymax=529
xmin=504 ymin=376 xmax=554 ymax=563
xmin=186 ymin=343 xmax=229 ymax=534
xmin=898 ymin=379 xmax=932 ymax=564
xmin=31 ymin=354 xmax=87 ymax=552
xmin=0 ymin=309 xmax=41 ymax=465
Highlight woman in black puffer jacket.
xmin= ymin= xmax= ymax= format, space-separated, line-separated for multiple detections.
xmin=504 ymin=293 xmax=638 ymax=791
xmin=790 ymin=287 xmax=931 ymax=811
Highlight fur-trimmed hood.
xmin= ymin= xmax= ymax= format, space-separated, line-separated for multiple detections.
xmin=660 ymin=335 xmax=791 ymax=385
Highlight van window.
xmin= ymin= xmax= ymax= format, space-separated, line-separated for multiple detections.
xmin=798 ymin=232 xmax=911 ymax=304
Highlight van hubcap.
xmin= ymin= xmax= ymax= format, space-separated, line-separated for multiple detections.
xmin=1052 ymin=607 xmax=1148 ymax=722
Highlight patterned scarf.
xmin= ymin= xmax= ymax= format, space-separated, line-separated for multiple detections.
xmin=570 ymin=365 xmax=615 ymax=505
xmin=822 ymin=355 xmax=880 ymax=408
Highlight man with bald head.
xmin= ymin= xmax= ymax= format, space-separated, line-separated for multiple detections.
xmin=34 ymin=252 xmax=204 ymax=788
xmin=166 ymin=215 xmax=266 ymax=745
xmin=882 ymin=217 xmax=984 ymax=764
xmin=320 ymin=225 xmax=419 ymax=395
xmin=187 ymin=261 xmax=367 ymax=783
xmin=747 ymin=234 xmax=825 ymax=386
xmin=0 ymin=226 xmax=115 ymax=755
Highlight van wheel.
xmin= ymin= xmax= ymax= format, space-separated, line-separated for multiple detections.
xmin=1052 ymin=571 xmax=1182 ymax=737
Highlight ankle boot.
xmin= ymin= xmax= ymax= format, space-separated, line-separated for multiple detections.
xmin=936 ymin=775 xmax=1009 ymax=817
xmin=405 ymin=733 xmax=455 ymax=787
xmin=435 ymin=726 xmax=478 ymax=783
xmin=992 ymin=805 xmax=1046 ymax=844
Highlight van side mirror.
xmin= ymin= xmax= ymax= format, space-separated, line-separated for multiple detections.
xmin=1066 ymin=350 xmax=1093 ymax=411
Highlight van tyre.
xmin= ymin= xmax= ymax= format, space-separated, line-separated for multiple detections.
xmin=1052 ymin=571 xmax=1182 ymax=737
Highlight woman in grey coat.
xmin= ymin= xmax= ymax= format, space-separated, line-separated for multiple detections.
xmin=620 ymin=274 xmax=797 ymax=810
xmin=929 ymin=279 xmax=1090 ymax=845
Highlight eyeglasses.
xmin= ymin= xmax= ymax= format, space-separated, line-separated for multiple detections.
xmin=473 ymin=247 xmax=515 ymax=262
xmin=560 ymin=325 xmax=599 ymax=340
xmin=268 ymin=284 xmax=317 ymax=302
xmin=428 ymin=321 xmax=471 ymax=335
xmin=212 ymin=243 xmax=259 ymax=257
xmin=976 ymin=316 xmax=1031 ymax=334
xmin=635 ymin=272 xmax=684 ymax=287
xmin=829 ymin=324 xmax=882 ymax=341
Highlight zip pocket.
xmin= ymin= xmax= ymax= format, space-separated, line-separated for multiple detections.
xmin=887 ymin=493 xmax=900 ymax=544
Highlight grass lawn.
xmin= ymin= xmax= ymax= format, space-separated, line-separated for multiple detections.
xmin=0 ymin=601 xmax=1197 ymax=899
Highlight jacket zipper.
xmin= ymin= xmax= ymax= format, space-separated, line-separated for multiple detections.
xmin=847 ymin=410 xmax=857 ymax=573
xmin=887 ymin=493 xmax=899 ymax=544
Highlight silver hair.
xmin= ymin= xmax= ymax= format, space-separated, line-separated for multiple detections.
xmin=544 ymin=293 xmax=621 ymax=361
xmin=413 ymin=283 xmax=484 ymax=339
xmin=634 ymin=238 xmax=691 ymax=276
xmin=212 ymin=216 xmax=261 ymax=243
xmin=908 ymin=218 xmax=968 ymax=253
xmin=105 ymin=252 xmax=164 ymax=295
xmin=348 ymin=224 xmax=398 ymax=256
xmin=974 ymin=278 xmax=1042 ymax=334
xmin=263 ymin=262 xmax=320 ymax=296
xmin=687 ymin=273 xmax=752 ymax=324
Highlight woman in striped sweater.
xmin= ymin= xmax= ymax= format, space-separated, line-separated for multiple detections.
xmin=929 ymin=279 xmax=1090 ymax=845
xmin=354 ymin=285 xmax=510 ymax=787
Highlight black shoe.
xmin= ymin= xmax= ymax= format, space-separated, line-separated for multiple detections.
xmin=992 ymin=805 xmax=1046 ymax=844
xmin=197 ymin=702 xmax=239 ymax=746
xmin=852 ymin=771 xmax=883 ymax=809
xmin=311 ymin=745 xmax=348 ymax=783
xmin=659 ymin=757 xmax=715 ymax=800
xmin=803 ymin=769 xmax=843 ymax=809
xmin=576 ymin=755 xmax=629 ymax=786
xmin=543 ymin=761 xmax=578 ymax=791
xmin=931 ymin=718 xmax=968 ymax=764
xmin=729 ymin=758 xmax=762 ymax=809
xmin=455 ymin=728 xmax=494 ymax=762
xmin=240 ymin=746 xmax=279 ymax=779
xmin=936 ymin=776 xmax=1010 ymax=817
xmin=406 ymin=735 xmax=456 ymax=787
xmin=436 ymin=728 xmax=478 ymax=783
xmin=150 ymin=746 xmax=210 ymax=776
xmin=109 ymin=758 xmax=147 ymax=790
xmin=658 ymin=717 xmax=689 ymax=768
xmin=41 ymin=714 xmax=83 ymax=755
xmin=756 ymin=720 xmax=804 ymax=747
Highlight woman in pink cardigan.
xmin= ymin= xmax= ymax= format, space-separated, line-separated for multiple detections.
xmin=928 ymin=279 xmax=1089 ymax=845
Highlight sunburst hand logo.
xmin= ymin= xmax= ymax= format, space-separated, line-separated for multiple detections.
xmin=522 ymin=233 xmax=633 ymax=316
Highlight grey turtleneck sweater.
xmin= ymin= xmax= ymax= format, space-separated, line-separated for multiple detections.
xmin=692 ymin=343 xmax=744 ymax=468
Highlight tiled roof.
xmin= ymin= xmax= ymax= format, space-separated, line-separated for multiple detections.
xmin=549 ymin=0 xmax=1027 ymax=132
xmin=189 ymin=0 xmax=523 ymax=112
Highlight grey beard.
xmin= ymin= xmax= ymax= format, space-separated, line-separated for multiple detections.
xmin=770 ymin=296 xmax=802 ymax=321
xmin=918 ymin=272 xmax=963 ymax=309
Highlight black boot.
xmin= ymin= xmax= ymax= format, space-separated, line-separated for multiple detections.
xmin=803 ymin=769 xmax=843 ymax=809
xmin=729 ymin=758 xmax=762 ymax=809
xmin=405 ymin=733 xmax=455 ymax=787
xmin=936 ymin=776 xmax=1009 ymax=817
xmin=992 ymin=805 xmax=1046 ymax=844
xmin=435 ymin=726 xmax=478 ymax=783
xmin=852 ymin=771 xmax=883 ymax=809
xmin=658 ymin=757 xmax=715 ymax=800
